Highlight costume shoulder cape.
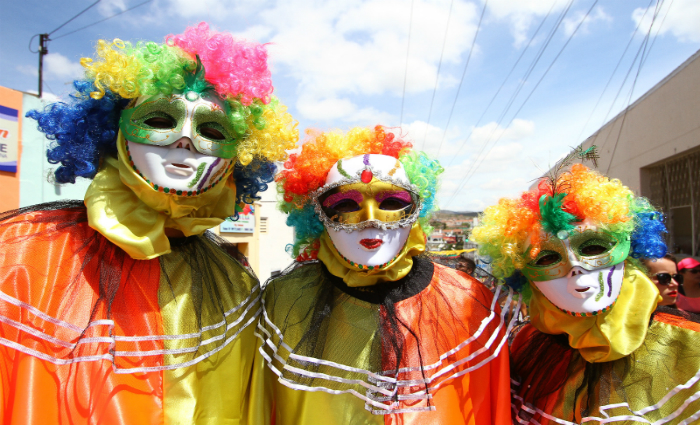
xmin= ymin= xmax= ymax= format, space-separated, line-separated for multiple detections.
xmin=510 ymin=307 xmax=700 ymax=424
xmin=254 ymin=257 xmax=515 ymax=424
xmin=0 ymin=202 xmax=261 ymax=425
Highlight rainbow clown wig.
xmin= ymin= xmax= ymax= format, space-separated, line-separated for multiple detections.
xmin=471 ymin=164 xmax=666 ymax=302
xmin=27 ymin=22 xmax=297 ymax=204
xmin=277 ymin=125 xmax=443 ymax=261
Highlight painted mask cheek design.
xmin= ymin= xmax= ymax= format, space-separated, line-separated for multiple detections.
xmin=127 ymin=141 xmax=233 ymax=194
xmin=533 ymin=262 xmax=625 ymax=315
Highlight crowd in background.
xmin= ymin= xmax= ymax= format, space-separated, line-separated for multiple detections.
xmin=431 ymin=250 xmax=700 ymax=331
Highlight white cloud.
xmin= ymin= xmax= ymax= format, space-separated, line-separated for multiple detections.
xmin=97 ymin=0 xmax=126 ymax=16
xmin=633 ymin=0 xmax=700 ymax=43
xmin=479 ymin=177 xmax=529 ymax=191
xmin=486 ymin=0 xmax=571 ymax=48
xmin=470 ymin=118 xmax=535 ymax=145
xmin=24 ymin=90 xmax=62 ymax=102
xmin=296 ymin=93 xmax=395 ymax=123
xmin=166 ymin=0 xmax=248 ymax=19
xmin=562 ymin=7 xmax=611 ymax=38
xmin=391 ymin=120 xmax=461 ymax=154
xmin=233 ymin=25 xmax=274 ymax=44
xmin=44 ymin=54 xmax=83 ymax=80
xmin=253 ymin=0 xmax=479 ymax=120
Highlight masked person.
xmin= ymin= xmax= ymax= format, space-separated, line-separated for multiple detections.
xmin=251 ymin=126 xmax=512 ymax=424
xmin=0 ymin=23 xmax=297 ymax=425
xmin=471 ymin=163 xmax=700 ymax=424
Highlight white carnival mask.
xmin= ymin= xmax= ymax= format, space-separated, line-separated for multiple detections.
xmin=123 ymin=92 xmax=234 ymax=195
xmin=314 ymin=154 xmax=422 ymax=268
xmin=524 ymin=221 xmax=631 ymax=316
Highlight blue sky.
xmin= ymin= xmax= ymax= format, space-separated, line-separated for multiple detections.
xmin=2 ymin=0 xmax=699 ymax=211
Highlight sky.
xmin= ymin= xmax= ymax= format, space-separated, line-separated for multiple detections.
xmin=2 ymin=0 xmax=700 ymax=212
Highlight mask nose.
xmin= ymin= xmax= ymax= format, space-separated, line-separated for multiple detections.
xmin=170 ymin=136 xmax=197 ymax=153
xmin=170 ymin=118 xmax=197 ymax=153
xmin=360 ymin=201 xmax=378 ymax=222
xmin=568 ymin=267 xmax=585 ymax=278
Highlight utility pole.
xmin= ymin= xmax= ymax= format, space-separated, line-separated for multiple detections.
xmin=38 ymin=34 xmax=49 ymax=98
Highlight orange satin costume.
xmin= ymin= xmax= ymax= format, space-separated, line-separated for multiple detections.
xmin=0 ymin=204 xmax=260 ymax=425
xmin=253 ymin=258 xmax=513 ymax=425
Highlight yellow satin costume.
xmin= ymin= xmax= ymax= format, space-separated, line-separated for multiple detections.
xmin=510 ymin=262 xmax=700 ymax=424
xmin=0 ymin=136 xmax=261 ymax=425
xmin=251 ymin=226 xmax=513 ymax=425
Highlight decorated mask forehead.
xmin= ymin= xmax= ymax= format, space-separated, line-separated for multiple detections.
xmin=120 ymin=92 xmax=238 ymax=159
xmin=312 ymin=154 xmax=422 ymax=232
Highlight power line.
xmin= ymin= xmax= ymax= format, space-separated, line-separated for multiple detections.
xmin=605 ymin=0 xmax=669 ymax=174
xmin=445 ymin=0 xmax=598 ymax=208
xmin=573 ymin=0 xmax=656 ymax=145
xmin=444 ymin=0 xmax=575 ymax=170
xmin=583 ymin=0 xmax=665 ymax=159
xmin=420 ymin=0 xmax=454 ymax=151
xmin=443 ymin=0 xmax=576 ymax=185
xmin=450 ymin=0 xmax=595 ymax=204
xmin=436 ymin=0 xmax=559 ymax=160
xmin=435 ymin=0 xmax=488 ymax=153
xmin=399 ymin=0 xmax=416 ymax=127
xmin=595 ymin=0 xmax=663 ymax=148
xmin=53 ymin=0 xmax=154 ymax=40
xmin=49 ymin=1 xmax=101 ymax=36
xmin=28 ymin=34 xmax=40 ymax=53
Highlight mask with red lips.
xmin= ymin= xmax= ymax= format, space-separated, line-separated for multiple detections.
xmin=313 ymin=154 xmax=421 ymax=268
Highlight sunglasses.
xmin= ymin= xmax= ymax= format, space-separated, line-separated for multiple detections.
xmin=654 ymin=273 xmax=684 ymax=285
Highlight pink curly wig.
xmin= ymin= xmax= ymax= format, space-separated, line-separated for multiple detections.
xmin=166 ymin=22 xmax=273 ymax=105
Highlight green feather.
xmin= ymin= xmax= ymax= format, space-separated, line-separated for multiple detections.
xmin=539 ymin=193 xmax=576 ymax=236
xmin=183 ymin=56 xmax=216 ymax=96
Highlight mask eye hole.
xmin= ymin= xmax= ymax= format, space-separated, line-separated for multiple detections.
xmin=580 ymin=244 xmax=608 ymax=256
xmin=331 ymin=200 xmax=361 ymax=213
xmin=143 ymin=115 xmax=176 ymax=129
xmin=578 ymin=238 xmax=613 ymax=256
xmin=535 ymin=252 xmax=562 ymax=266
xmin=379 ymin=197 xmax=411 ymax=211
xmin=199 ymin=124 xmax=226 ymax=140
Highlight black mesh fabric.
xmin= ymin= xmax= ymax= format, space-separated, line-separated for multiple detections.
xmin=257 ymin=256 xmax=518 ymax=414
xmin=511 ymin=308 xmax=700 ymax=424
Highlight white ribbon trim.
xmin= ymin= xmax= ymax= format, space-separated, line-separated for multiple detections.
xmin=256 ymin=285 xmax=521 ymax=409
xmin=0 ymin=287 xmax=261 ymax=371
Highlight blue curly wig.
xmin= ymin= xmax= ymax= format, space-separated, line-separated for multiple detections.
xmin=26 ymin=81 xmax=128 ymax=184
xmin=232 ymin=159 xmax=277 ymax=207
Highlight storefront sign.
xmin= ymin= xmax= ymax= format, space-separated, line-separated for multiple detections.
xmin=220 ymin=205 xmax=255 ymax=233
xmin=0 ymin=105 xmax=19 ymax=173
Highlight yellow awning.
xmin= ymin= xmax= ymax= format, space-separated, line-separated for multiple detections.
xmin=429 ymin=248 xmax=476 ymax=257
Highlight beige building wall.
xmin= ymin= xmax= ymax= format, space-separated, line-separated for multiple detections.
xmin=576 ymin=48 xmax=700 ymax=257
